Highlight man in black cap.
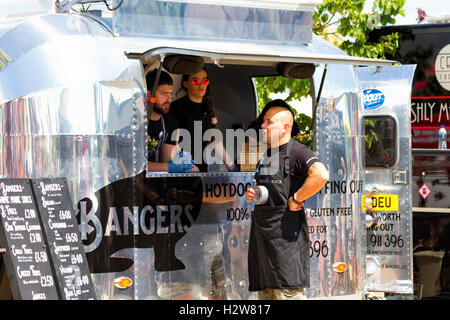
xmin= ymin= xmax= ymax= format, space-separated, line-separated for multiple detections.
xmin=245 ymin=99 xmax=329 ymax=300
xmin=146 ymin=69 xmax=199 ymax=173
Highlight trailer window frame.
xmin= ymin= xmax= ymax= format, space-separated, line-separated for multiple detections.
xmin=363 ymin=115 xmax=398 ymax=169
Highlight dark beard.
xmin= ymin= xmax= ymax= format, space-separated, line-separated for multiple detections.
xmin=152 ymin=102 xmax=168 ymax=115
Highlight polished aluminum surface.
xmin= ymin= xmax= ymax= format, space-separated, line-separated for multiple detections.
xmin=0 ymin=14 xmax=114 ymax=104
xmin=0 ymin=10 xmax=411 ymax=300
xmin=356 ymin=65 xmax=416 ymax=294
xmin=0 ymin=13 xmax=146 ymax=299
xmin=305 ymin=63 xmax=365 ymax=298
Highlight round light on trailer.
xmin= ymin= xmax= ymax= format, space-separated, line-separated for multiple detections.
xmin=114 ymin=277 xmax=133 ymax=289
xmin=333 ymin=262 xmax=347 ymax=273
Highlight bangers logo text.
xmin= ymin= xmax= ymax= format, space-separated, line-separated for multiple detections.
xmin=77 ymin=172 xmax=203 ymax=273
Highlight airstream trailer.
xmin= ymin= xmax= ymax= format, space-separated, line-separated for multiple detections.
xmin=0 ymin=0 xmax=415 ymax=300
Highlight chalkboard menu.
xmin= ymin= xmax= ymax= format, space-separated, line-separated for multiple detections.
xmin=0 ymin=178 xmax=96 ymax=300
xmin=31 ymin=178 xmax=96 ymax=300
xmin=0 ymin=179 xmax=59 ymax=300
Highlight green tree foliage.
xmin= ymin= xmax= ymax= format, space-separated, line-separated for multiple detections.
xmin=254 ymin=0 xmax=406 ymax=147
xmin=314 ymin=0 xmax=405 ymax=59
xmin=364 ymin=119 xmax=379 ymax=149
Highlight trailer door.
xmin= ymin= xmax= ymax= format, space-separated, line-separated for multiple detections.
xmin=355 ymin=65 xmax=416 ymax=294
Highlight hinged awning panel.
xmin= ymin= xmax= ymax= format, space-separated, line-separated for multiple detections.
xmin=119 ymin=35 xmax=396 ymax=67
xmin=112 ymin=0 xmax=316 ymax=44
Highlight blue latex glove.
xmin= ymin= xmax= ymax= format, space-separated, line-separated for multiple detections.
xmin=225 ymin=163 xmax=240 ymax=172
xmin=168 ymin=160 xmax=194 ymax=173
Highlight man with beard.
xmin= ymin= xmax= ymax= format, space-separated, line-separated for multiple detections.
xmin=146 ymin=69 xmax=199 ymax=172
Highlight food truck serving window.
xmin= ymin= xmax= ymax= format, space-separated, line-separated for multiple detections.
xmin=145 ymin=60 xmax=273 ymax=177
xmin=364 ymin=115 xmax=397 ymax=168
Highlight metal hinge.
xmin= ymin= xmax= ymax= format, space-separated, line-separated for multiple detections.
xmin=392 ymin=169 xmax=408 ymax=184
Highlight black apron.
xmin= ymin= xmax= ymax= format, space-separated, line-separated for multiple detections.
xmin=248 ymin=139 xmax=310 ymax=291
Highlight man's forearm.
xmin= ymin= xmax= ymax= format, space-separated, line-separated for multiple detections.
xmin=148 ymin=161 xmax=169 ymax=172
xmin=161 ymin=143 xmax=180 ymax=162
xmin=293 ymin=162 xmax=329 ymax=203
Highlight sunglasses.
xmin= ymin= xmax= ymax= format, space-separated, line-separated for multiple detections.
xmin=191 ymin=78 xmax=210 ymax=86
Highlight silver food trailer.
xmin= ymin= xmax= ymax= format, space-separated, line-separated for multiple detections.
xmin=0 ymin=0 xmax=415 ymax=300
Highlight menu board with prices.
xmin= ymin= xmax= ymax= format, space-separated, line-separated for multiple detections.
xmin=0 ymin=179 xmax=59 ymax=300
xmin=31 ymin=178 xmax=96 ymax=300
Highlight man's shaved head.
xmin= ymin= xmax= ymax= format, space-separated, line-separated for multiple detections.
xmin=267 ymin=106 xmax=294 ymax=129
xmin=261 ymin=106 xmax=294 ymax=146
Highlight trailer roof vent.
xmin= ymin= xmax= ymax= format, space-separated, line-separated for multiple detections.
xmin=277 ymin=62 xmax=315 ymax=79
xmin=163 ymin=54 xmax=204 ymax=75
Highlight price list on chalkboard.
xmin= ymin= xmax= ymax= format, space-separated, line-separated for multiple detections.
xmin=32 ymin=178 xmax=96 ymax=300
xmin=0 ymin=179 xmax=59 ymax=300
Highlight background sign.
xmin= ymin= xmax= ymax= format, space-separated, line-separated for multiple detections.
xmin=435 ymin=44 xmax=450 ymax=91
xmin=411 ymin=96 xmax=450 ymax=148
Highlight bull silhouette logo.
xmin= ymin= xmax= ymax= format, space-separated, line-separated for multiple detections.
xmin=77 ymin=172 xmax=203 ymax=273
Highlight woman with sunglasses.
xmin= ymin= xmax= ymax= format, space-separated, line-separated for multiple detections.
xmin=170 ymin=68 xmax=236 ymax=172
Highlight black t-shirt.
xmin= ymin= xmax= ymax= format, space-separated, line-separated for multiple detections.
xmin=268 ymin=140 xmax=321 ymax=196
xmin=169 ymin=95 xmax=213 ymax=171
xmin=147 ymin=114 xmax=177 ymax=162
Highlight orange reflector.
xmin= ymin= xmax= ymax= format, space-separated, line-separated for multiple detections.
xmin=114 ymin=277 xmax=133 ymax=289
xmin=150 ymin=96 xmax=157 ymax=103
xmin=333 ymin=262 xmax=347 ymax=273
